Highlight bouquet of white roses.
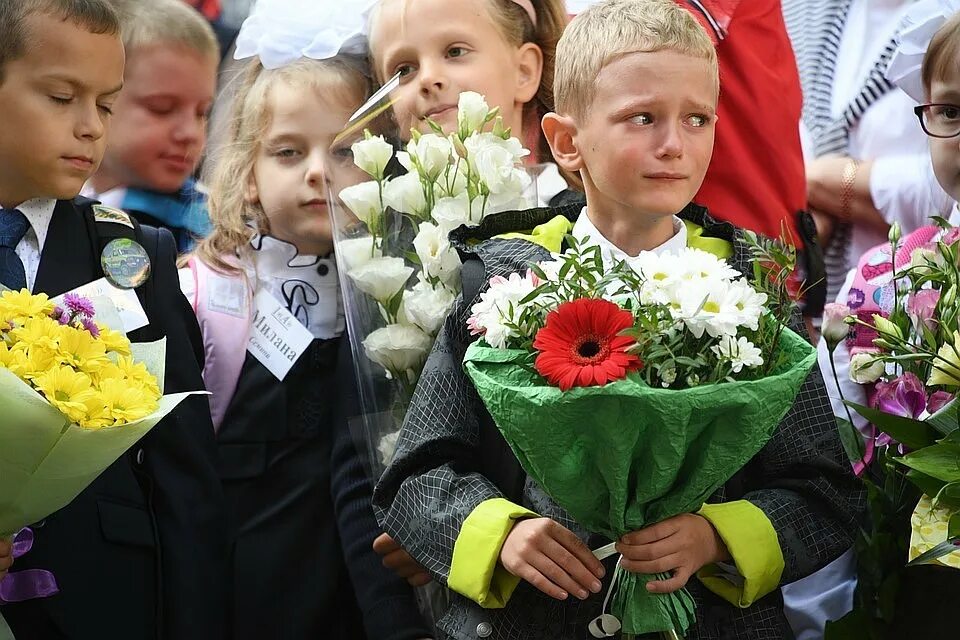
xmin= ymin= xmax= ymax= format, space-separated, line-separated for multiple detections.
xmin=330 ymin=91 xmax=536 ymax=474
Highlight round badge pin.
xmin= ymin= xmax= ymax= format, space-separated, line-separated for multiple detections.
xmin=100 ymin=238 xmax=151 ymax=289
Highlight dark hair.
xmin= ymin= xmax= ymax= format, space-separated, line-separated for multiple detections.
xmin=0 ymin=0 xmax=120 ymax=82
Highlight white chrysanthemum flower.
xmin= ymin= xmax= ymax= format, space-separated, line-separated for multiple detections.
xmin=469 ymin=272 xmax=538 ymax=348
xmin=711 ymin=335 xmax=764 ymax=373
xmin=726 ymin=278 xmax=768 ymax=331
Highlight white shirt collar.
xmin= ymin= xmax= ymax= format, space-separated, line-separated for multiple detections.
xmin=11 ymin=198 xmax=56 ymax=253
xmin=81 ymin=181 xmax=127 ymax=210
xmin=571 ymin=207 xmax=687 ymax=268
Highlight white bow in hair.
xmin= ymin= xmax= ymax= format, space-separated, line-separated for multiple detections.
xmin=234 ymin=0 xmax=378 ymax=69
xmin=886 ymin=0 xmax=960 ymax=103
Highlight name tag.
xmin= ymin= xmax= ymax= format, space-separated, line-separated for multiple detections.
xmin=247 ymin=290 xmax=313 ymax=381
xmin=56 ymin=277 xmax=148 ymax=334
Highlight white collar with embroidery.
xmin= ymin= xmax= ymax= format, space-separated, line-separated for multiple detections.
xmin=246 ymin=234 xmax=344 ymax=339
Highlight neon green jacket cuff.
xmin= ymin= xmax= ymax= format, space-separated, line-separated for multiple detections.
xmin=696 ymin=500 xmax=785 ymax=608
xmin=447 ymin=498 xmax=538 ymax=608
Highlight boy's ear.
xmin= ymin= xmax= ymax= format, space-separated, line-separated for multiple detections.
xmin=514 ymin=42 xmax=543 ymax=105
xmin=541 ymin=112 xmax=583 ymax=173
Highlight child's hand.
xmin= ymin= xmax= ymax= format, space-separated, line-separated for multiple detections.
xmin=615 ymin=514 xmax=730 ymax=594
xmin=372 ymin=533 xmax=432 ymax=587
xmin=500 ymin=518 xmax=605 ymax=601
xmin=0 ymin=537 xmax=13 ymax=581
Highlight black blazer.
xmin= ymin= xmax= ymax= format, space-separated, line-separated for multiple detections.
xmin=0 ymin=199 xmax=227 ymax=640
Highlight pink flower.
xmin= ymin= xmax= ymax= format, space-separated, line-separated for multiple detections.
xmin=906 ymin=289 xmax=940 ymax=334
xmin=927 ymin=390 xmax=954 ymax=415
xmin=821 ymin=302 xmax=851 ymax=350
xmin=942 ymin=227 xmax=960 ymax=245
xmin=872 ymin=372 xmax=927 ymax=419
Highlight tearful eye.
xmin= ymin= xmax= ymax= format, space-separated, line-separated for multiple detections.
xmin=686 ymin=114 xmax=709 ymax=127
xmin=630 ymin=113 xmax=653 ymax=125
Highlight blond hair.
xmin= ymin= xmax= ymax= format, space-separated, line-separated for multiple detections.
xmin=922 ymin=12 xmax=960 ymax=99
xmin=555 ymin=0 xmax=717 ymax=120
xmin=192 ymin=57 xmax=370 ymax=275
xmin=369 ymin=0 xmax=568 ymax=162
xmin=110 ymin=0 xmax=218 ymax=60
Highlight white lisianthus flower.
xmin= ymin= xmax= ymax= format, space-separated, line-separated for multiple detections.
xmin=362 ymin=323 xmax=433 ymax=379
xmin=711 ymin=335 xmax=764 ymax=373
xmin=457 ymin=91 xmax=490 ymax=133
xmin=413 ymin=222 xmax=462 ymax=287
xmin=403 ymin=280 xmax=456 ymax=334
xmin=474 ymin=143 xmax=525 ymax=195
xmin=436 ymin=161 xmax=469 ymax=198
xmin=407 ymin=134 xmax=453 ymax=180
xmin=469 ymin=272 xmax=539 ymax=348
xmin=336 ymin=236 xmax=381 ymax=272
xmin=464 ymin=133 xmax=528 ymax=164
xmin=850 ymin=352 xmax=886 ymax=384
xmin=348 ymin=256 xmax=413 ymax=305
xmin=482 ymin=178 xmax=534 ymax=217
xmin=352 ymin=135 xmax=394 ymax=180
xmin=910 ymin=246 xmax=942 ymax=275
xmin=383 ymin=172 xmax=427 ymax=217
xmin=432 ymin=193 xmax=475 ymax=232
xmin=339 ymin=181 xmax=384 ymax=227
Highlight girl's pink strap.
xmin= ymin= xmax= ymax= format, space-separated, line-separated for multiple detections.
xmin=512 ymin=0 xmax=537 ymax=26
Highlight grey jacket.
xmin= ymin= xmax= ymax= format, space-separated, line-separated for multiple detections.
xmin=373 ymin=203 xmax=865 ymax=640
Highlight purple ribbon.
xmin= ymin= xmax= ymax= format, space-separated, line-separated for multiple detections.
xmin=0 ymin=528 xmax=59 ymax=603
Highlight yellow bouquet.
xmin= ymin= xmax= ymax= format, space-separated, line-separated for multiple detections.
xmin=0 ymin=289 xmax=202 ymax=538
xmin=0 ymin=289 xmax=160 ymax=429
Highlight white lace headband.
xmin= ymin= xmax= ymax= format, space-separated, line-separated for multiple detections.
xmin=886 ymin=0 xmax=960 ymax=103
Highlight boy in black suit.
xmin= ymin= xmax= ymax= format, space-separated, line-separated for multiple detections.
xmin=0 ymin=2 xmax=226 ymax=639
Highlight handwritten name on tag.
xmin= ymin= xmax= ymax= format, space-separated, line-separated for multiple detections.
xmin=56 ymin=278 xmax=148 ymax=334
xmin=247 ymin=290 xmax=313 ymax=381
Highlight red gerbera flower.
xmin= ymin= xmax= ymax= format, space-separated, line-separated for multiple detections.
xmin=533 ymin=298 xmax=641 ymax=391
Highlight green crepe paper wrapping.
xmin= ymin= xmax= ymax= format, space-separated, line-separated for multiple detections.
xmin=464 ymin=327 xmax=817 ymax=636
xmin=0 ymin=339 xmax=205 ymax=537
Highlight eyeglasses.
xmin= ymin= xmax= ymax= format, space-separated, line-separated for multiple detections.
xmin=915 ymin=103 xmax=960 ymax=138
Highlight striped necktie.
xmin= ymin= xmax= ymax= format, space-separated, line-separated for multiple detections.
xmin=0 ymin=208 xmax=30 ymax=291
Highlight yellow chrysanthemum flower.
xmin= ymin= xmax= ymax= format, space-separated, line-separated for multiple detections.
xmin=9 ymin=316 xmax=61 ymax=352
xmin=929 ymin=331 xmax=960 ymax=388
xmin=78 ymin=392 xmax=117 ymax=429
xmin=98 ymin=378 xmax=158 ymax=423
xmin=114 ymin=355 xmax=161 ymax=397
xmin=33 ymin=366 xmax=97 ymax=424
xmin=96 ymin=324 xmax=132 ymax=356
xmin=0 ymin=290 xmax=55 ymax=326
xmin=56 ymin=325 xmax=110 ymax=373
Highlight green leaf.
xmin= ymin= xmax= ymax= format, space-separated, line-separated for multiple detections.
xmin=836 ymin=417 xmax=866 ymax=466
xmin=905 ymin=469 xmax=946 ymax=498
xmin=844 ymin=401 xmax=939 ymax=450
xmin=950 ymin=513 xmax=960 ymax=539
xmin=824 ymin=609 xmax=871 ymax=640
xmin=403 ymin=250 xmax=421 ymax=266
xmin=895 ymin=442 xmax=960 ymax=482
xmin=927 ymin=397 xmax=960 ymax=436
xmin=934 ymin=480 xmax=960 ymax=510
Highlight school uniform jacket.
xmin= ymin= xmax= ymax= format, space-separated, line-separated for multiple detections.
xmin=373 ymin=203 xmax=866 ymax=640
xmin=0 ymin=198 xmax=227 ymax=640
